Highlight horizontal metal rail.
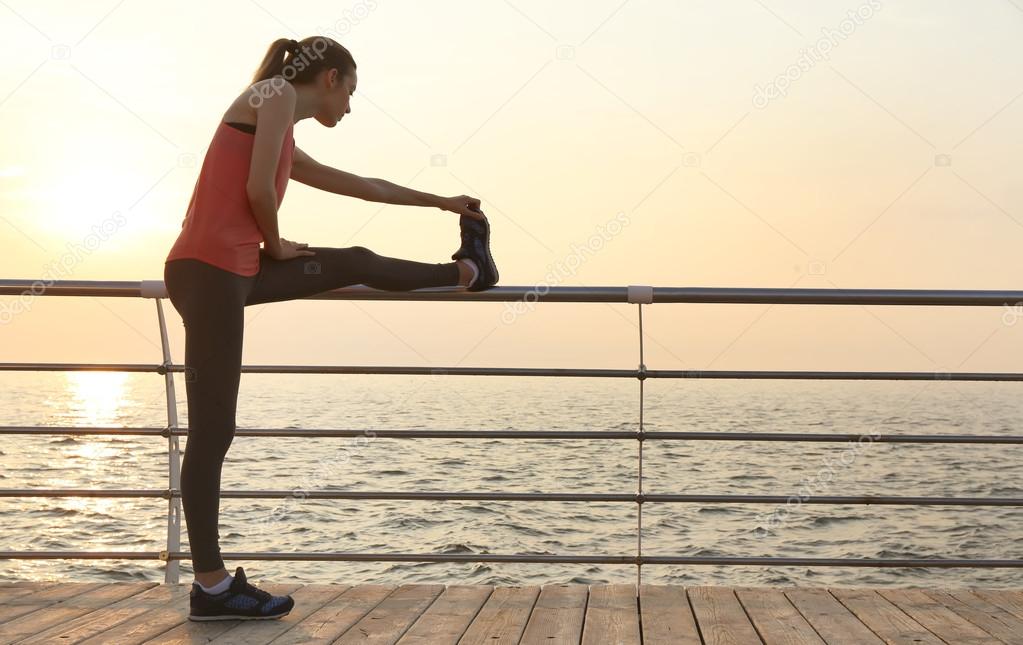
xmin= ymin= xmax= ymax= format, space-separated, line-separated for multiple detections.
xmin=2 ymin=425 xmax=1022 ymax=444
xmin=6 ymin=279 xmax=1023 ymax=305
xmin=2 ymin=489 xmax=1021 ymax=505
xmin=0 ymin=550 xmax=1019 ymax=568
xmin=4 ymin=362 xmax=1023 ymax=381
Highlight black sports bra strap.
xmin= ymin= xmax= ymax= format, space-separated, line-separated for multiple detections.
xmin=224 ymin=121 xmax=256 ymax=134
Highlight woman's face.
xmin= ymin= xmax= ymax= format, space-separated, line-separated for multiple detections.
xmin=316 ymin=68 xmax=357 ymax=127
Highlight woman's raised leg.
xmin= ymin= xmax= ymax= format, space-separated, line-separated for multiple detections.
xmin=246 ymin=245 xmax=462 ymax=305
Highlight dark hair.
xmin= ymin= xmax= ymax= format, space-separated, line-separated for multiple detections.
xmin=251 ymin=37 xmax=356 ymax=85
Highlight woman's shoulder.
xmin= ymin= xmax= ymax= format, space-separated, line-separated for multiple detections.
xmin=223 ymin=78 xmax=297 ymax=124
xmin=245 ymin=77 xmax=297 ymax=106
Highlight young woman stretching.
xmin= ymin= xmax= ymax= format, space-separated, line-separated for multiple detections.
xmin=163 ymin=36 xmax=498 ymax=621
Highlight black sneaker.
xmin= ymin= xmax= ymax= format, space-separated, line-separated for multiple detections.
xmin=188 ymin=566 xmax=294 ymax=621
xmin=451 ymin=207 xmax=499 ymax=291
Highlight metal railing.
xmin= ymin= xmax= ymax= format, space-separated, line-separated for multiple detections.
xmin=1 ymin=278 xmax=1023 ymax=584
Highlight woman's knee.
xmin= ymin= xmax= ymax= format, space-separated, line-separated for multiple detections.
xmin=320 ymin=245 xmax=378 ymax=277
xmin=182 ymin=425 xmax=236 ymax=464
xmin=344 ymin=245 xmax=376 ymax=261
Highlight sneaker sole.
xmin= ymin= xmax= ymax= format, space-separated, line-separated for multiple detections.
xmin=466 ymin=216 xmax=498 ymax=291
xmin=188 ymin=609 xmax=292 ymax=621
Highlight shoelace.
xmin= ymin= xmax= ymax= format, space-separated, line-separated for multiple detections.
xmin=236 ymin=579 xmax=273 ymax=604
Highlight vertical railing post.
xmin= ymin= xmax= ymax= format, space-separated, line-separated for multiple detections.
xmin=628 ymin=286 xmax=653 ymax=591
xmin=146 ymin=284 xmax=183 ymax=585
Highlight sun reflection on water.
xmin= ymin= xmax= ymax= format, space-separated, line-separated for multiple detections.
xmin=63 ymin=371 xmax=129 ymax=427
xmin=56 ymin=371 xmax=133 ymax=475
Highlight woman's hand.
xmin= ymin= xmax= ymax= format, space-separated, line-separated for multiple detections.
xmin=439 ymin=195 xmax=487 ymax=220
xmin=268 ymin=237 xmax=316 ymax=261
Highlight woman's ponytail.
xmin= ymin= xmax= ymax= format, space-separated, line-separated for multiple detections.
xmin=250 ymin=36 xmax=356 ymax=85
xmin=251 ymin=38 xmax=295 ymax=83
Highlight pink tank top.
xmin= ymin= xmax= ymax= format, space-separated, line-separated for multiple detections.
xmin=165 ymin=120 xmax=295 ymax=276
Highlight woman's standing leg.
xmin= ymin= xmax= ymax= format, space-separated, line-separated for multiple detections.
xmin=164 ymin=259 xmax=254 ymax=578
xmin=246 ymin=246 xmax=461 ymax=305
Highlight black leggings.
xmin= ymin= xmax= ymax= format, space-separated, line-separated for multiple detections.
xmin=163 ymin=246 xmax=460 ymax=573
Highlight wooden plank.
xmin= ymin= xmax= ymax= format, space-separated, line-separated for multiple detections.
xmin=332 ymin=584 xmax=445 ymax=644
xmin=785 ymin=588 xmax=883 ymax=645
xmin=972 ymin=588 xmax=1023 ymax=622
xmin=269 ymin=584 xmax=395 ymax=644
xmin=0 ymin=582 xmax=156 ymax=642
xmin=517 ymin=584 xmax=587 ymax=645
xmin=456 ymin=585 xmax=540 ymax=645
xmin=20 ymin=583 xmax=190 ymax=644
xmin=638 ymin=585 xmax=701 ymax=645
xmin=581 ymin=584 xmax=641 ymax=645
xmin=735 ymin=587 xmax=824 ymax=644
xmin=208 ymin=584 xmax=349 ymax=644
xmin=877 ymin=588 xmax=998 ymax=644
xmin=829 ymin=587 xmax=943 ymax=644
xmin=0 ymin=583 xmax=58 ymax=603
xmin=78 ymin=585 xmax=193 ymax=645
xmin=0 ymin=582 xmax=56 ymax=590
xmin=396 ymin=585 xmax=493 ymax=644
xmin=688 ymin=586 xmax=762 ymax=644
xmin=925 ymin=589 xmax=1023 ymax=645
xmin=0 ymin=581 xmax=106 ymax=625
xmin=141 ymin=583 xmax=302 ymax=644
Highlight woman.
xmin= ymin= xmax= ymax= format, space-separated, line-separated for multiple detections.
xmin=163 ymin=36 xmax=498 ymax=621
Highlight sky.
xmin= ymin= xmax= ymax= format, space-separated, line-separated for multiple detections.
xmin=1 ymin=0 xmax=1022 ymax=374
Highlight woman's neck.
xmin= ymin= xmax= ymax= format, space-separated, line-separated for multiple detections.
xmin=290 ymin=82 xmax=321 ymax=123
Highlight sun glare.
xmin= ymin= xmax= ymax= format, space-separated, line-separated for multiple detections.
xmin=64 ymin=371 xmax=130 ymax=428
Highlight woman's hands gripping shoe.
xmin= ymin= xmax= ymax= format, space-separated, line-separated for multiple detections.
xmin=440 ymin=194 xmax=487 ymax=221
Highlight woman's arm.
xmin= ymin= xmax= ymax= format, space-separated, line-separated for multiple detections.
xmin=291 ymin=146 xmax=483 ymax=217
xmin=246 ymin=81 xmax=295 ymax=259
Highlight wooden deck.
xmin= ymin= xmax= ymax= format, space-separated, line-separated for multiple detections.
xmin=2 ymin=580 xmax=1023 ymax=644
